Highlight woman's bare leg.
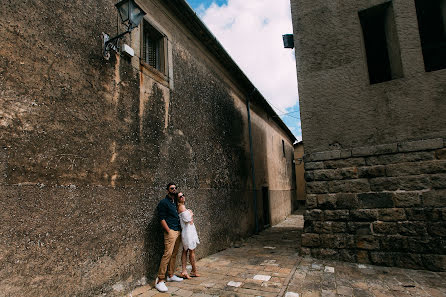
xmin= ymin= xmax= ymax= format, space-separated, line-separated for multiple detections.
xmin=189 ymin=249 xmax=200 ymax=277
xmin=181 ymin=249 xmax=191 ymax=278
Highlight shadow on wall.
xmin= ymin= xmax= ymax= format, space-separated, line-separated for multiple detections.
xmin=143 ymin=208 xmax=164 ymax=279
xmin=251 ymin=121 xmax=269 ymax=230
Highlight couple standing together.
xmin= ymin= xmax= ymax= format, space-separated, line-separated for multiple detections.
xmin=155 ymin=183 xmax=200 ymax=292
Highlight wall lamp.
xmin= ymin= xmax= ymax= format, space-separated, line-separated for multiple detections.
xmin=282 ymin=34 xmax=294 ymax=49
xmin=102 ymin=0 xmax=146 ymax=60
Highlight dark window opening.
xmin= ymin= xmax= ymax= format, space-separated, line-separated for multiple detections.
xmin=142 ymin=20 xmax=165 ymax=73
xmin=415 ymin=0 xmax=446 ymax=72
xmin=282 ymin=140 xmax=285 ymax=157
xmin=262 ymin=186 xmax=270 ymax=228
xmin=359 ymin=2 xmax=403 ymax=84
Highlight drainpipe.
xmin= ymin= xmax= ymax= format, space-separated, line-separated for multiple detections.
xmin=246 ymin=88 xmax=259 ymax=234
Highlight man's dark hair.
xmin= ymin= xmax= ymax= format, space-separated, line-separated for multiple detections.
xmin=166 ymin=182 xmax=176 ymax=190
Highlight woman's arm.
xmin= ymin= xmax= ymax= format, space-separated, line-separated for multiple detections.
xmin=188 ymin=209 xmax=194 ymax=224
xmin=180 ymin=209 xmax=193 ymax=223
xmin=178 ymin=204 xmax=186 ymax=213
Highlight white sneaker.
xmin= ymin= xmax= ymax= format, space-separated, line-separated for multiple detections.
xmin=155 ymin=280 xmax=168 ymax=292
xmin=167 ymin=275 xmax=183 ymax=282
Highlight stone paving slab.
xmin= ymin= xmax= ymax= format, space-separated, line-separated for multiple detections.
xmin=124 ymin=213 xmax=446 ymax=297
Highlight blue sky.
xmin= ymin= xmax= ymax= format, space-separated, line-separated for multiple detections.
xmin=186 ymin=0 xmax=302 ymax=141
xmin=187 ymin=0 xmax=227 ymax=10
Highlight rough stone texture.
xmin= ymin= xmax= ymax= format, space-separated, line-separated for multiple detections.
xmin=422 ymin=190 xmax=446 ymax=207
xmin=328 ymin=179 xmax=370 ymax=193
xmin=347 ymin=222 xmax=372 ymax=235
xmin=301 ymin=149 xmax=446 ymax=270
xmin=392 ymin=192 xmax=421 ymax=207
xmin=292 ymin=0 xmax=446 ymax=271
xmin=335 ymin=193 xmax=359 ymax=209
xmin=324 ymin=210 xmax=349 ymax=221
xmin=437 ymin=148 xmax=446 ymax=160
xmin=300 ymin=142 xmax=446 ymax=270
xmin=316 ymin=194 xmax=337 ymax=209
xmin=398 ymin=139 xmax=444 ymax=153
xmin=366 ymin=151 xmax=436 ymax=166
xmin=306 ymin=194 xmax=318 ymax=209
xmin=310 ymin=150 xmax=341 ymax=161
xmin=306 ymin=181 xmax=329 ymax=194
xmin=352 ymin=144 xmax=398 ymax=157
xmin=304 ymin=161 xmax=324 ymax=170
xmin=357 ymin=193 xmax=394 ymax=209
xmin=291 ymin=0 xmax=446 ymax=155
xmin=0 ymin=0 xmax=297 ymax=296
xmin=301 ymin=234 xmax=321 ymax=247
xmin=358 ymin=166 xmax=386 ymax=178
xmin=324 ymin=158 xmax=365 ymax=169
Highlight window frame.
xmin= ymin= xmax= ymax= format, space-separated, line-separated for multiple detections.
xmin=140 ymin=19 xmax=169 ymax=81
xmin=358 ymin=1 xmax=404 ymax=84
xmin=414 ymin=0 xmax=446 ymax=72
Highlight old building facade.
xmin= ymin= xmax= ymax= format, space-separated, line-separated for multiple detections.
xmin=0 ymin=0 xmax=296 ymax=295
xmin=291 ymin=0 xmax=446 ymax=270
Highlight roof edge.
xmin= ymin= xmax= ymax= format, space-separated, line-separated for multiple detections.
xmin=159 ymin=0 xmax=297 ymax=142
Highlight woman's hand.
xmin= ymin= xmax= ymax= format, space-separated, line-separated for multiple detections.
xmin=188 ymin=209 xmax=194 ymax=224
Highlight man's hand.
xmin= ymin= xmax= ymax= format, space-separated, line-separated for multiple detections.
xmin=160 ymin=219 xmax=170 ymax=233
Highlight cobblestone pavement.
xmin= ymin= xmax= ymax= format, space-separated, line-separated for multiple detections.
xmin=125 ymin=213 xmax=446 ymax=297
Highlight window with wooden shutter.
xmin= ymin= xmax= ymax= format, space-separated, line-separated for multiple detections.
xmin=142 ymin=20 xmax=165 ymax=73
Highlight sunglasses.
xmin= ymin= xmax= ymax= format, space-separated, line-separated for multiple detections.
xmin=169 ymin=187 xmax=176 ymax=190
xmin=178 ymin=194 xmax=185 ymax=198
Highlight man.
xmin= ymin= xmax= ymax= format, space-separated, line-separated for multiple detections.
xmin=155 ymin=183 xmax=183 ymax=292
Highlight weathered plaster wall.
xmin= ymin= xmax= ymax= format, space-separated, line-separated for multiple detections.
xmin=246 ymin=104 xmax=296 ymax=226
xmin=0 ymin=0 xmax=295 ymax=295
xmin=291 ymin=0 xmax=446 ymax=271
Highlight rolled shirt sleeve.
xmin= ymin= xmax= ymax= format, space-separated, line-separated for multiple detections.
xmin=157 ymin=200 xmax=168 ymax=221
xmin=157 ymin=197 xmax=180 ymax=231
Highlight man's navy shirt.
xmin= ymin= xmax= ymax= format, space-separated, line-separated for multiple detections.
xmin=157 ymin=195 xmax=180 ymax=231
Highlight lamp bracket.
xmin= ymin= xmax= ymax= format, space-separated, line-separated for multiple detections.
xmin=102 ymin=29 xmax=131 ymax=60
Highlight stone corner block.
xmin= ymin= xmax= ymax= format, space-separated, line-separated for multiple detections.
xmin=356 ymin=236 xmax=380 ymax=250
xmin=421 ymin=190 xmax=446 ymax=207
xmin=392 ymin=192 xmax=421 ymax=207
xmin=358 ymin=192 xmax=394 ymax=208
xmin=436 ymin=148 xmax=446 ymax=160
xmin=306 ymin=194 xmax=318 ymax=209
xmin=398 ymin=138 xmax=444 ymax=153
xmin=304 ymin=161 xmax=324 ymax=170
xmin=301 ymin=233 xmax=321 ymax=247
xmin=352 ymin=143 xmax=398 ymax=157
xmin=340 ymin=149 xmax=352 ymax=159
xmin=310 ymin=150 xmax=342 ymax=161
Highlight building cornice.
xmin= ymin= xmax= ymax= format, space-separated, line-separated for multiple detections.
xmin=158 ymin=0 xmax=296 ymax=142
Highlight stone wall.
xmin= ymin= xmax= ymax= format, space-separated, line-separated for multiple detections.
xmin=301 ymin=138 xmax=446 ymax=271
xmin=290 ymin=0 xmax=446 ymax=271
xmin=290 ymin=0 xmax=446 ymax=155
xmin=0 ymin=0 xmax=296 ymax=295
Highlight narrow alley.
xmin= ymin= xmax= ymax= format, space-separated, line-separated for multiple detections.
xmin=125 ymin=214 xmax=446 ymax=297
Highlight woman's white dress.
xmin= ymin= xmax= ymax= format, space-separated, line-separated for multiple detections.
xmin=179 ymin=210 xmax=200 ymax=250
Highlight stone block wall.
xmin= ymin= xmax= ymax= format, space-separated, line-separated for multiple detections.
xmin=301 ymin=138 xmax=446 ymax=271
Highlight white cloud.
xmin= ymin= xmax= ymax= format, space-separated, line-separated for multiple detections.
xmin=198 ymin=0 xmax=299 ymax=113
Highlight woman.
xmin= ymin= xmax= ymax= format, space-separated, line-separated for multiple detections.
xmin=177 ymin=192 xmax=200 ymax=279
